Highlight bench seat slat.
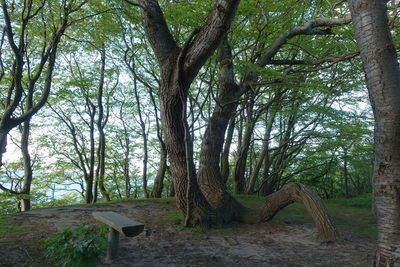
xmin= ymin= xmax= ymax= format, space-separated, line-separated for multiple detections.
xmin=93 ymin=211 xmax=144 ymax=237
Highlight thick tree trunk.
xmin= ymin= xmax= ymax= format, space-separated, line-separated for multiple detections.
xmin=239 ymin=183 xmax=338 ymax=241
xmin=160 ymin=64 xmax=213 ymax=224
xmin=138 ymin=0 xmax=338 ymax=241
xmin=0 ymin=130 xmax=9 ymax=166
xmin=349 ymin=1 xmax=400 ymax=265
xmin=85 ymin=177 xmax=94 ymax=204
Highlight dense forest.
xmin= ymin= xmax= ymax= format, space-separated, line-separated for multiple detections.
xmin=0 ymin=0 xmax=399 ymax=265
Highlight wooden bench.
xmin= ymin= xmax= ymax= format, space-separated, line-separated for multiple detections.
xmin=93 ymin=211 xmax=144 ymax=260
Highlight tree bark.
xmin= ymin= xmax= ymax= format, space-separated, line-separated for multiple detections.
xmin=137 ymin=0 xmax=338 ymax=241
xmin=349 ymin=0 xmax=400 ymax=265
xmin=96 ymin=47 xmax=111 ymax=202
xmin=239 ymin=183 xmax=338 ymax=241
xmin=19 ymin=118 xmax=32 ymax=211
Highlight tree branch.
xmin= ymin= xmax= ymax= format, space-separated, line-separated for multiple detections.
xmin=138 ymin=0 xmax=178 ymax=64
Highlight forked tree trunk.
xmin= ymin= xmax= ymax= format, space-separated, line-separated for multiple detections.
xmin=349 ymin=0 xmax=400 ymax=265
xmin=138 ymin=0 xmax=338 ymax=241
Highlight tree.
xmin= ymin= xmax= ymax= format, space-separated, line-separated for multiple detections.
xmin=349 ymin=0 xmax=400 ymax=265
xmin=127 ymin=0 xmax=339 ymax=241
xmin=0 ymin=0 xmax=87 ymax=168
xmin=0 ymin=0 xmax=88 ymax=208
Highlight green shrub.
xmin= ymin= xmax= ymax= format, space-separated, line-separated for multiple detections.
xmin=45 ymin=224 xmax=109 ymax=267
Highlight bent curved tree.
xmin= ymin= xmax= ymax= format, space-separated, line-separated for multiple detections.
xmin=349 ymin=0 xmax=400 ymax=265
xmin=132 ymin=0 xmax=338 ymax=241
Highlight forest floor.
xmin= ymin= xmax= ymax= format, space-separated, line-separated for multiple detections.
xmin=0 ymin=195 xmax=376 ymax=267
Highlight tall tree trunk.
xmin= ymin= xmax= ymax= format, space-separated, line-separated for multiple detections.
xmin=96 ymin=47 xmax=111 ymax=202
xmin=19 ymin=119 xmax=32 ymax=211
xmin=220 ymin=117 xmax=235 ymax=184
xmin=19 ymin=82 xmax=34 ymax=211
xmin=149 ymin=86 xmax=167 ymax=198
xmin=138 ymin=0 xmax=338 ymax=241
xmin=233 ymin=98 xmax=255 ymax=194
xmin=260 ymin=112 xmax=296 ymax=195
xmin=88 ymin=108 xmax=96 ymax=203
xmin=133 ymin=61 xmax=149 ymax=199
xmin=349 ymin=1 xmax=400 ymax=265
xmin=246 ymin=109 xmax=276 ymax=194
xmin=123 ymin=137 xmax=131 ymax=199
xmin=151 ymin=142 xmax=167 ymax=198
xmin=343 ymin=148 xmax=349 ymax=198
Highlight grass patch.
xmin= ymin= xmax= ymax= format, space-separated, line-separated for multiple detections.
xmin=235 ymin=194 xmax=376 ymax=238
xmin=234 ymin=194 xmax=265 ymax=208
xmin=165 ymin=210 xmax=183 ymax=225
xmin=324 ymin=194 xmax=372 ymax=208
xmin=0 ymin=216 xmax=26 ymax=238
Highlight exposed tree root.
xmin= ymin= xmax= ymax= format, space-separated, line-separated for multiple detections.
xmin=236 ymin=182 xmax=339 ymax=242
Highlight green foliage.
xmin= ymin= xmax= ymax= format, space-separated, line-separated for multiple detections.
xmin=0 ymin=192 xmax=18 ymax=214
xmin=45 ymin=224 xmax=109 ymax=267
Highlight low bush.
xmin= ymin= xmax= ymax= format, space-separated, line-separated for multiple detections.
xmin=45 ymin=224 xmax=109 ymax=267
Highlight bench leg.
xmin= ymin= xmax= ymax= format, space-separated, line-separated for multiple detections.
xmin=107 ymin=227 xmax=120 ymax=260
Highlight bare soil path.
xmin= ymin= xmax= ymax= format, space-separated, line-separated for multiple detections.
xmin=0 ymin=200 xmax=375 ymax=266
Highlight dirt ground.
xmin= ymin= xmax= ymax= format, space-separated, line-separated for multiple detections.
xmin=0 ymin=200 xmax=376 ymax=266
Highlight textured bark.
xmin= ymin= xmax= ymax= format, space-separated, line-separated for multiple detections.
xmin=349 ymin=0 xmax=400 ymax=265
xmin=239 ymin=183 xmax=339 ymax=242
xmin=139 ymin=0 xmax=241 ymax=225
xmin=138 ymin=0 xmax=338 ymax=241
